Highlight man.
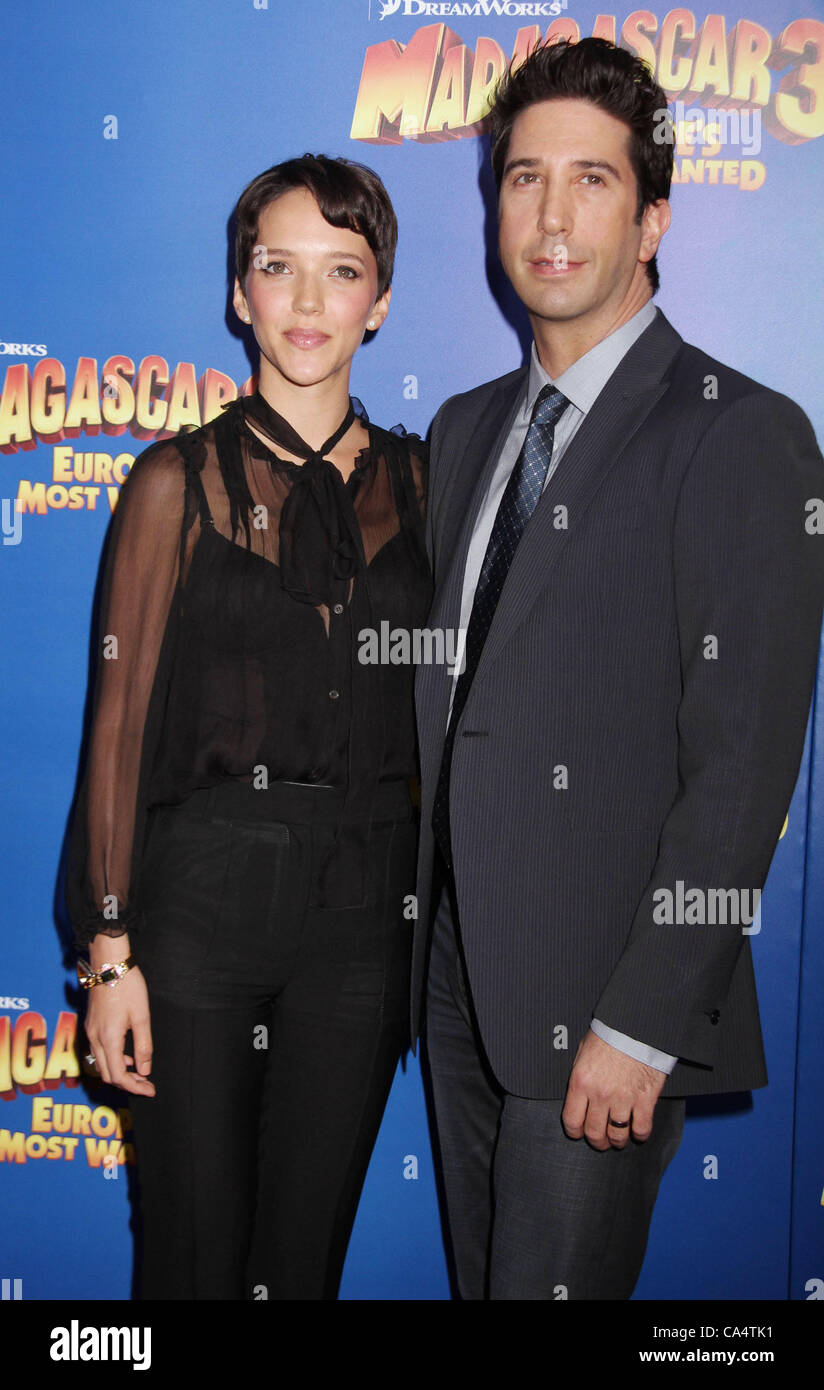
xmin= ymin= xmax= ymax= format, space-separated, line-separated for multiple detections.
xmin=412 ymin=36 xmax=824 ymax=1300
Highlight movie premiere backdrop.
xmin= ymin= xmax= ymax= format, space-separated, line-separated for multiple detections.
xmin=1 ymin=0 xmax=822 ymax=1302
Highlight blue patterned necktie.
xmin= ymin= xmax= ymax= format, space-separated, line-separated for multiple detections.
xmin=432 ymin=384 xmax=569 ymax=869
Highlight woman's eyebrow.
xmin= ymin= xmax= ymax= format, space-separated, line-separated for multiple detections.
xmin=262 ymin=246 xmax=367 ymax=265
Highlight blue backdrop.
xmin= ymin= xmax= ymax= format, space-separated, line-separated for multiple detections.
xmin=1 ymin=0 xmax=822 ymax=1301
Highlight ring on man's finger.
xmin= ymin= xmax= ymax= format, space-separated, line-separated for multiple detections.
xmin=608 ymin=1117 xmax=630 ymax=1128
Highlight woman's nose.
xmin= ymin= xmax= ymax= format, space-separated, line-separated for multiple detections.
xmin=292 ymin=274 xmax=323 ymax=315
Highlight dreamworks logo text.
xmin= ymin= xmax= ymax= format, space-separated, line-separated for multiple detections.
xmin=375 ymin=0 xmax=567 ymax=19
xmin=0 ymin=342 xmax=47 ymax=356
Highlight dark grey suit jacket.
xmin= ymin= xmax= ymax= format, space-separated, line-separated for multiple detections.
xmin=412 ymin=309 xmax=824 ymax=1098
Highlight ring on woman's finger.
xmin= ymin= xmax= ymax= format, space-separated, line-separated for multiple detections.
xmin=85 ymin=1053 xmax=97 ymax=1066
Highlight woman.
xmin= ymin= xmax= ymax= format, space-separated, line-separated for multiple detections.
xmin=66 ymin=155 xmax=431 ymax=1300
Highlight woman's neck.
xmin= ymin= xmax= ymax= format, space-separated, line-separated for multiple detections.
xmin=255 ymin=373 xmax=352 ymax=452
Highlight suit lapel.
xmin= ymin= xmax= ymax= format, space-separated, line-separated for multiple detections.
xmin=417 ymin=371 xmax=525 ymax=777
xmin=429 ymin=372 xmax=525 ymax=632
xmin=467 ymin=312 xmax=683 ymax=694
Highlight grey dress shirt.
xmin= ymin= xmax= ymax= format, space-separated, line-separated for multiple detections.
xmin=451 ymin=298 xmax=678 ymax=1075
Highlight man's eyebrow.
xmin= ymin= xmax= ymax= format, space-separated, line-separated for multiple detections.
xmin=572 ymin=159 xmax=622 ymax=179
xmin=502 ymin=156 xmax=540 ymax=179
xmin=501 ymin=156 xmax=623 ymax=180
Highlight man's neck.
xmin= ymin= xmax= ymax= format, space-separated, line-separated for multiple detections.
xmin=532 ymin=286 xmax=654 ymax=380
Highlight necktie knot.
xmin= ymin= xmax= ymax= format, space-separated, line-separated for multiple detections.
xmin=531 ymin=384 xmax=568 ymax=431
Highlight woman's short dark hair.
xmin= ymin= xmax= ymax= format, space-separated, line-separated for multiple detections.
xmin=235 ymin=154 xmax=397 ymax=297
xmin=489 ymin=38 xmax=672 ymax=291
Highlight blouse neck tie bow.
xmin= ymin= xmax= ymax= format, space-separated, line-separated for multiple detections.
xmin=239 ymin=390 xmax=364 ymax=606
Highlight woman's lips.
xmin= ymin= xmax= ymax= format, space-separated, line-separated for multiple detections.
xmin=284 ymin=329 xmax=330 ymax=349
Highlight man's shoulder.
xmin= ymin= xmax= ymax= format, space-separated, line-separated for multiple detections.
xmin=649 ymin=327 xmax=822 ymax=486
xmin=433 ymin=365 xmax=526 ymax=431
xmin=667 ymin=333 xmax=810 ymax=427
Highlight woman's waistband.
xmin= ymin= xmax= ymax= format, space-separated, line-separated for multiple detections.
xmin=170 ymin=777 xmax=413 ymax=826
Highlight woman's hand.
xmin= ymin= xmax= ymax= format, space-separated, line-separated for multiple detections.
xmin=84 ymin=939 xmax=155 ymax=1097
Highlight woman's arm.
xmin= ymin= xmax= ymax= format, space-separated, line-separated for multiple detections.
xmin=66 ymin=438 xmax=187 ymax=1093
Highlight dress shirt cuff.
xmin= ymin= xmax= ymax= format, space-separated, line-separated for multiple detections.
xmin=590 ymin=1018 xmax=678 ymax=1074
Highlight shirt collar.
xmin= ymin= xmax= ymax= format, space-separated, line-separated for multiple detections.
xmin=525 ymin=299 xmax=659 ymax=418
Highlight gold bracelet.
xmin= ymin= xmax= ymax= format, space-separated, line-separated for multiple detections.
xmin=77 ymin=955 xmax=137 ymax=990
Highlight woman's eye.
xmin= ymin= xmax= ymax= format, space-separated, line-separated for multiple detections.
xmin=262 ymin=261 xmax=288 ymax=274
xmin=581 ymin=174 xmax=603 ymax=185
xmin=331 ymin=265 xmax=359 ymax=279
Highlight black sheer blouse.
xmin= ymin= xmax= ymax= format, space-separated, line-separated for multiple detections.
xmin=66 ymin=393 xmax=431 ymax=949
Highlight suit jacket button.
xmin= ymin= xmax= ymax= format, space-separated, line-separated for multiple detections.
xmin=709 ymin=1010 xmax=720 ymax=1025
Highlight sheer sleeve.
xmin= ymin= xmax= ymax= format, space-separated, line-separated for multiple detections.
xmin=66 ymin=440 xmax=187 ymax=952
xmin=406 ymin=440 xmax=429 ymax=522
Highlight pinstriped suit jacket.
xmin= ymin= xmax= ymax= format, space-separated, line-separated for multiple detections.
xmin=412 ymin=309 xmax=824 ymax=1098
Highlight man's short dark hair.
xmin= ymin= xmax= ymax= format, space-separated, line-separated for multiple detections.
xmin=235 ymin=154 xmax=397 ymax=297
xmin=489 ymin=37 xmax=673 ymax=291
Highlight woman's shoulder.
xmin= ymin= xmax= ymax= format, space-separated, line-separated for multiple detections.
xmin=358 ymin=405 xmax=428 ymax=517
xmin=107 ymin=435 xmax=189 ymax=537
xmin=359 ymin=406 xmax=428 ymax=466
xmin=124 ymin=435 xmax=188 ymax=493
xmin=129 ymin=405 xmax=232 ymax=477
xmin=120 ymin=407 xmax=236 ymax=520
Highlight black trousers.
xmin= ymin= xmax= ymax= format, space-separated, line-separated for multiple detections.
xmin=425 ymin=877 xmax=685 ymax=1300
xmin=128 ymin=779 xmax=416 ymax=1300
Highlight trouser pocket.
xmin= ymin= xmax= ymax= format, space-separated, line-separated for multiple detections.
xmin=135 ymin=808 xmax=235 ymax=980
xmin=216 ymin=817 xmax=292 ymax=949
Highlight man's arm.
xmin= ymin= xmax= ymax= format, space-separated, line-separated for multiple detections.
xmin=590 ymin=1020 xmax=677 ymax=1074
xmin=563 ymin=388 xmax=824 ymax=1145
xmin=425 ymin=401 xmax=452 ymax=576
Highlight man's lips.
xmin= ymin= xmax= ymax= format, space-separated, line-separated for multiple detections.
xmin=284 ymin=328 xmax=330 ymax=349
xmin=528 ymin=256 xmax=585 ymax=274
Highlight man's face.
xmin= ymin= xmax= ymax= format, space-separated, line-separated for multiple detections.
xmin=498 ymin=97 xmax=666 ymax=334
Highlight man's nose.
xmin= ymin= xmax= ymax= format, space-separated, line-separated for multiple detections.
xmin=537 ymin=181 xmax=571 ymax=239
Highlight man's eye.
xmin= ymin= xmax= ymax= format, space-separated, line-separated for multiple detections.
xmin=514 ymin=172 xmax=538 ymax=185
xmin=581 ymin=174 xmax=603 ymax=185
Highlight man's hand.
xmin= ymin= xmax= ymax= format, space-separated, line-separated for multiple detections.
xmin=561 ymin=1029 xmax=667 ymax=1150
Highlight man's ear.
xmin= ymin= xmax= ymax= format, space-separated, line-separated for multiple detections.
xmin=233 ymin=276 xmax=251 ymax=326
xmin=639 ymin=199 xmax=671 ymax=266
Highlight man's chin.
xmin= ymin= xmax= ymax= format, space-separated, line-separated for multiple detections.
xmin=526 ymin=293 xmax=594 ymax=325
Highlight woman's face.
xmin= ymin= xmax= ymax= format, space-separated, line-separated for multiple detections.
xmin=233 ymin=187 xmax=390 ymax=400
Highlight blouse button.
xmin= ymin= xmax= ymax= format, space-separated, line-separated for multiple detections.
xmin=329 ymin=689 xmax=340 ymax=700
xmin=333 ymin=603 xmax=344 ymax=615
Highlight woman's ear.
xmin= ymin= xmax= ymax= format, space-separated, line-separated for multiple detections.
xmin=233 ymin=276 xmax=252 ymax=325
xmin=366 ymin=285 xmax=391 ymax=332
